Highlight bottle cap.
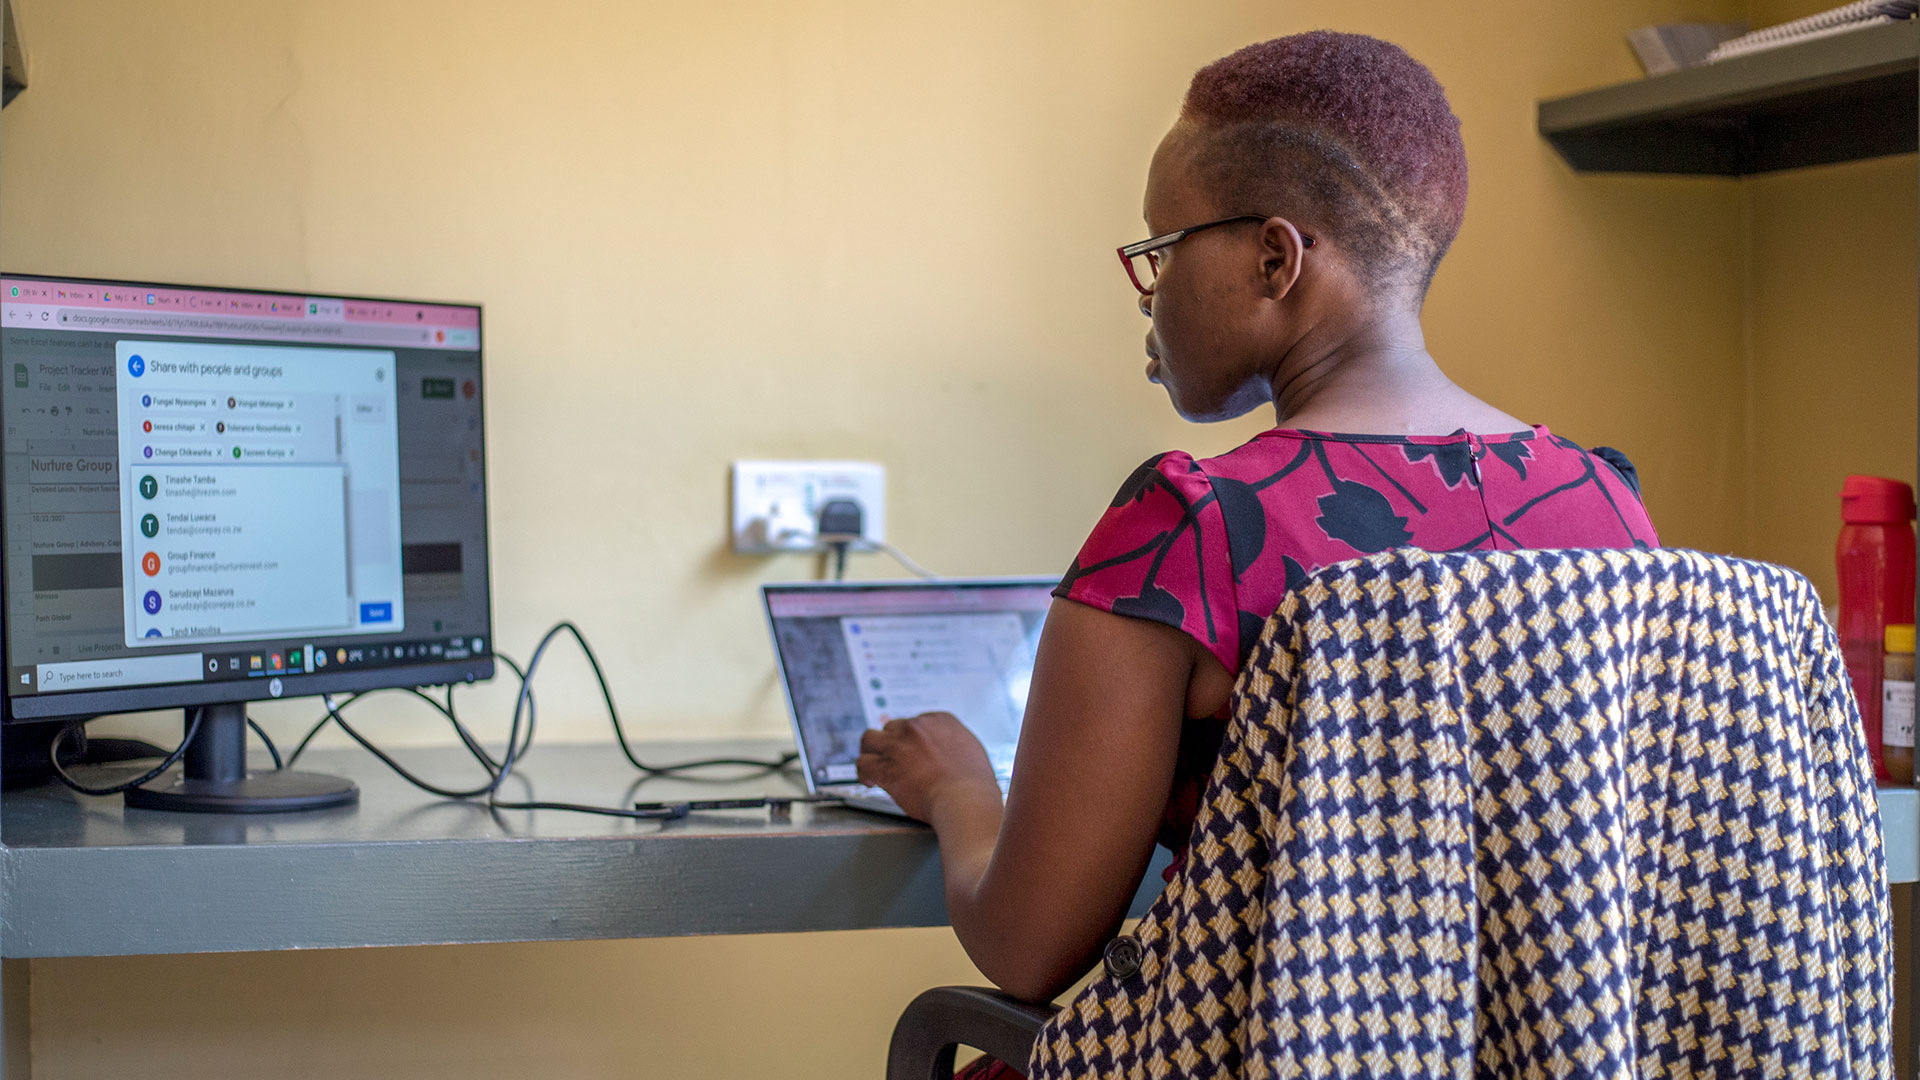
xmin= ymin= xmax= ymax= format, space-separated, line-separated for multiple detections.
xmin=1888 ymin=624 xmax=1916 ymax=654
xmin=1841 ymin=476 xmax=1917 ymax=524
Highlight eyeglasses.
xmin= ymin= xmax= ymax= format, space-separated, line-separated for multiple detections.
xmin=1117 ymin=215 xmax=1315 ymax=297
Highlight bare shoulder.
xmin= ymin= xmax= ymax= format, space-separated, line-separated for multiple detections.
xmin=1045 ymin=596 xmax=1233 ymax=720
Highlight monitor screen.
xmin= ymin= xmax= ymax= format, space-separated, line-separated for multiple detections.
xmin=0 ymin=274 xmax=493 ymax=721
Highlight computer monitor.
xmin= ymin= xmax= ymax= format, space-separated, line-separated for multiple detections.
xmin=0 ymin=274 xmax=494 ymax=811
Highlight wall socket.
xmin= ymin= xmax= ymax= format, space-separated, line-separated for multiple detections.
xmin=731 ymin=460 xmax=886 ymax=554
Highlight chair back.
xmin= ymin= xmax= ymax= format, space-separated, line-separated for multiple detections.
xmin=1030 ymin=548 xmax=1891 ymax=1080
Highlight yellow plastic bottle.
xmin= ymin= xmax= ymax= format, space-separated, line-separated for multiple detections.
xmin=1884 ymin=623 xmax=1915 ymax=785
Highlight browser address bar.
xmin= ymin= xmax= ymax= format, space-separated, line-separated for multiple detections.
xmin=57 ymin=309 xmax=439 ymax=344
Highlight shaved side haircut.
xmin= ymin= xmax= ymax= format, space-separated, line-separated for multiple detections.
xmin=1183 ymin=32 xmax=1469 ymax=294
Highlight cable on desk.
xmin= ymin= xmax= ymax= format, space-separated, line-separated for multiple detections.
xmin=288 ymin=627 xmax=793 ymax=783
xmin=369 ymin=622 xmax=795 ymax=816
xmin=319 ymin=693 xmax=503 ymax=799
xmin=51 ymin=624 xmax=794 ymax=819
xmin=483 ymin=795 xmax=668 ymax=819
xmin=278 ymin=638 xmax=699 ymax=818
xmin=278 ymin=652 xmax=543 ymax=803
xmin=47 ymin=712 xmax=203 ymax=797
xmin=283 ymin=653 xmax=534 ymax=775
xmin=285 ymin=692 xmax=357 ymax=769
xmin=397 ymin=685 xmax=520 ymax=774
xmin=247 ymin=717 xmax=283 ymax=771
xmin=323 ymin=647 xmax=671 ymax=819
xmin=445 ymin=652 xmax=535 ymax=770
xmin=518 ymin=620 xmax=796 ymax=774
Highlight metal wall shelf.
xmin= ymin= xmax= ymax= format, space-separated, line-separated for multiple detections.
xmin=1538 ymin=19 xmax=1919 ymax=176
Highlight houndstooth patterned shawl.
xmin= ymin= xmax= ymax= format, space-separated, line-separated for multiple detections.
xmin=1030 ymin=548 xmax=1891 ymax=1080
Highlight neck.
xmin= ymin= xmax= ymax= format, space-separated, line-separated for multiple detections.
xmin=1267 ymin=307 xmax=1444 ymax=428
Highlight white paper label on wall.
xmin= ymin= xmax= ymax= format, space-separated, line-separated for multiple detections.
xmin=1884 ymin=680 xmax=1915 ymax=748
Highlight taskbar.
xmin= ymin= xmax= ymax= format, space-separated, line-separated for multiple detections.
xmin=198 ymin=635 xmax=489 ymax=682
xmin=7 ymin=634 xmax=491 ymax=698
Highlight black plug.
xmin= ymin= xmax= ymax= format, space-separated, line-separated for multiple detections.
xmin=818 ymin=499 xmax=864 ymax=580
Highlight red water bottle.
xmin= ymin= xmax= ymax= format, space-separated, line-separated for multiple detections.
xmin=1837 ymin=475 xmax=1917 ymax=782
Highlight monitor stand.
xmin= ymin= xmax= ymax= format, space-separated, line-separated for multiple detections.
xmin=124 ymin=702 xmax=358 ymax=813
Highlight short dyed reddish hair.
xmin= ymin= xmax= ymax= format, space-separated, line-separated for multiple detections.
xmin=1181 ymin=32 xmax=1468 ymax=292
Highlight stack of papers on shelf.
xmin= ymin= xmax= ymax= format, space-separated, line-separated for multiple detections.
xmin=1628 ymin=22 xmax=1749 ymax=75
xmin=1706 ymin=0 xmax=1918 ymax=62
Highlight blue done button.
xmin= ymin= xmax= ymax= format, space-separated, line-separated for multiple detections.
xmin=359 ymin=602 xmax=393 ymax=624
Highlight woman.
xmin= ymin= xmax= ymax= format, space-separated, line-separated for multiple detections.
xmin=857 ymin=30 xmax=1657 ymax=1016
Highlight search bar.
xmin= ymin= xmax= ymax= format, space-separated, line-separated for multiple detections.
xmin=57 ymin=309 xmax=439 ymax=345
xmin=37 ymin=652 xmax=206 ymax=691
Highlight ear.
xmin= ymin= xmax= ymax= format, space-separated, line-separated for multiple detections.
xmin=1255 ymin=217 xmax=1308 ymax=299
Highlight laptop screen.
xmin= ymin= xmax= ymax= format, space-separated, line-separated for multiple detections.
xmin=763 ymin=578 xmax=1055 ymax=790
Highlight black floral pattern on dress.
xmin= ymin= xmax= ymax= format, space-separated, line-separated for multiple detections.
xmin=1515 ymin=435 xmax=1639 ymax=540
xmin=1402 ymin=442 xmax=1475 ymax=488
xmin=1113 ymin=583 xmax=1186 ymax=626
xmin=1487 ymin=440 xmax=1533 ymax=480
xmin=1055 ymin=430 xmax=1658 ymax=678
xmin=1210 ymin=475 xmax=1267 ymax=580
xmin=1315 ymin=480 xmax=1414 ymax=553
xmin=1590 ymin=446 xmax=1639 ymax=495
xmin=1281 ymin=555 xmax=1308 ymax=594
xmin=1110 ymin=453 xmax=1170 ymax=507
xmin=1239 ymin=609 xmax=1265 ymax=662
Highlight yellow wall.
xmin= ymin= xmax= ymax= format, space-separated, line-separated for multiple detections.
xmin=10 ymin=0 xmax=1898 ymax=1076
xmin=1745 ymin=156 xmax=1918 ymax=598
xmin=27 ymin=932 xmax=988 ymax=1078
xmin=0 ymin=0 xmax=1750 ymax=753
xmin=1740 ymin=0 xmax=1919 ymax=597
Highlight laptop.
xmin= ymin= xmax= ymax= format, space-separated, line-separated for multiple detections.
xmin=762 ymin=577 xmax=1056 ymax=816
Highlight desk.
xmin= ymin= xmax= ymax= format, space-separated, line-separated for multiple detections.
xmin=0 ymin=739 xmax=1170 ymax=1074
xmin=1886 ymin=786 xmax=1919 ymax=886
xmin=0 ymin=742 xmax=1908 ymax=1076
xmin=0 ymin=738 xmax=1171 ymax=954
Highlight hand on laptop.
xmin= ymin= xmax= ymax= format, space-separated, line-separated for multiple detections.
xmin=856 ymin=712 xmax=1000 ymax=823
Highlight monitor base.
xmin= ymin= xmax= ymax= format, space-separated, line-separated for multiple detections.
xmin=121 ymin=702 xmax=358 ymax=813
xmin=125 ymin=769 xmax=358 ymax=813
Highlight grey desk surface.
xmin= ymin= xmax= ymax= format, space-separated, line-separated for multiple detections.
xmin=0 ymin=739 xmax=1168 ymax=959
xmin=1882 ymin=786 xmax=1917 ymax=886
xmin=0 ymin=738 xmax=1905 ymax=960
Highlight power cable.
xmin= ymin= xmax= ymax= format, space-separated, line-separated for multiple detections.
xmin=51 ymin=623 xmax=796 ymax=817
xmin=859 ymin=538 xmax=940 ymax=580
xmin=283 ymin=625 xmax=794 ymax=816
xmin=247 ymin=718 xmax=282 ymax=771
xmin=48 ymin=712 xmax=204 ymax=797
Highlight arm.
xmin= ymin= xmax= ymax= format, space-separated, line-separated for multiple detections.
xmin=857 ymin=596 xmax=1217 ymax=1003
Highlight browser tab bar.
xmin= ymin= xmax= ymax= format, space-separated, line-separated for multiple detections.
xmin=50 ymin=309 xmax=459 ymax=348
xmin=2 ymin=280 xmax=479 ymax=349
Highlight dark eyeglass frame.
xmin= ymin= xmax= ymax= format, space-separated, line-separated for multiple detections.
xmin=1117 ymin=214 xmax=1315 ymax=297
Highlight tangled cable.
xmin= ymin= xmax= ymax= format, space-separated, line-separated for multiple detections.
xmin=50 ymin=622 xmax=797 ymax=818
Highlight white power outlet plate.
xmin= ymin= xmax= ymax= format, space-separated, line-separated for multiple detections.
xmin=731 ymin=460 xmax=886 ymax=554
